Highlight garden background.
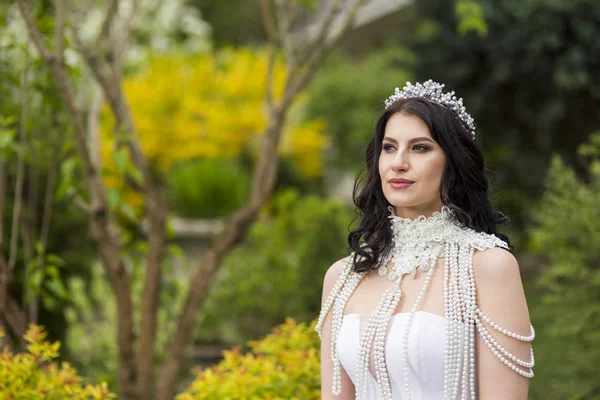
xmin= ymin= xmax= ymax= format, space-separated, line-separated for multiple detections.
xmin=0 ymin=0 xmax=599 ymax=399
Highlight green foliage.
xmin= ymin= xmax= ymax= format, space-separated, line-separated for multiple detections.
xmin=0 ymin=325 xmax=115 ymax=400
xmin=407 ymin=0 xmax=600 ymax=226
xmin=197 ymin=189 xmax=354 ymax=344
xmin=64 ymin=246 xmax=188 ymax=389
xmin=306 ymin=48 xmax=414 ymax=170
xmin=190 ymin=0 xmax=265 ymax=47
xmin=177 ymin=318 xmax=320 ymax=400
xmin=167 ymin=159 xmax=251 ymax=219
xmin=455 ymin=0 xmax=487 ymax=36
xmin=527 ymin=131 xmax=600 ymax=398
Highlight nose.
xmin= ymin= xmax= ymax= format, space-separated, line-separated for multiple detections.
xmin=390 ymin=149 xmax=409 ymax=172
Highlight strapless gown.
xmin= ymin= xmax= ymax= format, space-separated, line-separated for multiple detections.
xmin=337 ymin=311 xmax=470 ymax=399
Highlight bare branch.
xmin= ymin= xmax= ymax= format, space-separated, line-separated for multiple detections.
xmin=0 ymin=166 xmax=4 ymax=248
xmin=0 ymin=291 xmax=27 ymax=342
xmin=18 ymin=2 xmax=138 ymax=394
xmin=290 ymin=0 xmax=342 ymax=74
xmin=274 ymin=0 xmax=301 ymax=69
xmin=136 ymin=191 xmax=167 ymax=398
xmin=112 ymin=0 xmax=137 ymax=81
xmin=96 ymin=0 xmax=120 ymax=49
xmin=72 ymin=195 xmax=94 ymax=214
xmin=259 ymin=0 xmax=278 ymax=44
xmin=71 ymin=31 xmax=115 ymax=107
xmin=284 ymin=0 xmax=365 ymax=108
xmin=264 ymin=44 xmax=277 ymax=111
xmin=16 ymin=0 xmax=53 ymax=63
xmin=8 ymin=65 xmax=29 ymax=272
xmin=52 ymin=0 xmax=65 ymax=60
xmin=30 ymin=142 xmax=60 ymax=323
xmin=87 ymin=88 xmax=104 ymax=169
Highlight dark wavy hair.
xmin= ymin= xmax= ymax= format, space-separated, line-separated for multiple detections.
xmin=348 ymin=97 xmax=511 ymax=273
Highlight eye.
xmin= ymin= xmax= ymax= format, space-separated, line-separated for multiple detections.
xmin=412 ymin=144 xmax=429 ymax=151
xmin=382 ymin=143 xmax=396 ymax=151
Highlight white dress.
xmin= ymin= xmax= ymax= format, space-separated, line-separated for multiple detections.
xmin=337 ymin=311 xmax=467 ymax=399
xmin=316 ymin=207 xmax=535 ymax=399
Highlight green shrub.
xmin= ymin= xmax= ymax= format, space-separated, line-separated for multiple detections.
xmin=306 ymin=48 xmax=414 ymax=171
xmin=167 ymin=158 xmax=250 ymax=219
xmin=177 ymin=317 xmax=320 ymax=400
xmin=528 ymin=132 xmax=600 ymax=398
xmin=197 ymin=189 xmax=354 ymax=344
xmin=0 ymin=325 xmax=115 ymax=400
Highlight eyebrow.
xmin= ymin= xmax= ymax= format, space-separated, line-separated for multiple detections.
xmin=382 ymin=136 xmax=436 ymax=145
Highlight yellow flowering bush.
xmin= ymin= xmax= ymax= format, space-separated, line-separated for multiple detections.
xmin=177 ymin=317 xmax=321 ymax=400
xmin=0 ymin=325 xmax=115 ymax=400
xmin=100 ymin=47 xmax=328 ymax=217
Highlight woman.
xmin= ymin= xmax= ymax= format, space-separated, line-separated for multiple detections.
xmin=316 ymin=81 xmax=535 ymax=400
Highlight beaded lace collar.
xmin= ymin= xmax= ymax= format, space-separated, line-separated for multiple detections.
xmin=315 ymin=205 xmax=534 ymax=400
xmin=379 ymin=206 xmax=508 ymax=282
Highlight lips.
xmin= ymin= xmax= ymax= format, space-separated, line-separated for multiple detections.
xmin=389 ymin=178 xmax=414 ymax=189
xmin=389 ymin=178 xmax=414 ymax=184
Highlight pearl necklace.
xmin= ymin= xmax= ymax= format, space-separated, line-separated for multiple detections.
xmin=315 ymin=206 xmax=536 ymax=399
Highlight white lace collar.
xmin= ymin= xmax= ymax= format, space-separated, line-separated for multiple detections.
xmin=381 ymin=205 xmax=508 ymax=282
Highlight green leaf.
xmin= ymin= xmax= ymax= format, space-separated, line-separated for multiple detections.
xmin=112 ymin=147 xmax=129 ymax=174
xmin=106 ymin=187 xmax=122 ymax=210
xmin=127 ymin=165 xmax=144 ymax=186
xmin=120 ymin=203 xmax=138 ymax=223
xmin=46 ymin=253 xmax=65 ymax=267
xmin=45 ymin=278 xmax=69 ymax=300
xmin=28 ymin=269 xmax=44 ymax=293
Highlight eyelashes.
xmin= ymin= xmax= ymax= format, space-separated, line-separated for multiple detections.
xmin=382 ymin=143 xmax=430 ymax=152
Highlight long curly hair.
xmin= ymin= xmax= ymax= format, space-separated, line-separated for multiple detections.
xmin=348 ymin=97 xmax=511 ymax=273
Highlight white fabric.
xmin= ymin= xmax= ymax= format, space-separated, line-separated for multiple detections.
xmin=337 ymin=311 xmax=468 ymax=399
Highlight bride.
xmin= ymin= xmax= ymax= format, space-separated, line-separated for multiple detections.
xmin=316 ymin=81 xmax=535 ymax=399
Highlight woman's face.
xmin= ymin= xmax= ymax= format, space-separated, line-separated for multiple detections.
xmin=378 ymin=112 xmax=447 ymax=219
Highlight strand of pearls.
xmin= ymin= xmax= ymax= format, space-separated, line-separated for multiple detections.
xmin=315 ymin=256 xmax=354 ymax=338
xmin=331 ymin=270 xmax=365 ymax=395
xmin=355 ymin=290 xmax=392 ymax=399
xmin=401 ymin=261 xmax=436 ymax=399
xmin=458 ymin=245 xmax=470 ymax=400
xmin=475 ymin=308 xmax=535 ymax=342
xmin=474 ymin=317 xmax=535 ymax=376
xmin=443 ymin=242 xmax=459 ymax=400
xmin=316 ymin=206 xmax=536 ymax=398
xmin=373 ymin=286 xmax=403 ymax=399
xmin=463 ymin=246 xmax=477 ymax=399
xmin=443 ymin=243 xmax=452 ymax=399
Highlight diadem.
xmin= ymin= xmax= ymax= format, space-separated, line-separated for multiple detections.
xmin=384 ymin=80 xmax=476 ymax=140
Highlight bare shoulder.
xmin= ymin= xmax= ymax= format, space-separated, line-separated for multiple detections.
xmin=473 ymin=248 xmax=532 ymax=398
xmin=321 ymin=256 xmax=351 ymax=305
xmin=326 ymin=256 xmax=350 ymax=278
xmin=472 ymin=246 xmax=530 ymax=322
xmin=472 ymin=247 xmax=521 ymax=283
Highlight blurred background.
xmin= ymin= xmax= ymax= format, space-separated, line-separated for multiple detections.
xmin=0 ymin=0 xmax=599 ymax=399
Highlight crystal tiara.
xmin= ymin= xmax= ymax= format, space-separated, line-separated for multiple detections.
xmin=384 ymin=80 xmax=476 ymax=140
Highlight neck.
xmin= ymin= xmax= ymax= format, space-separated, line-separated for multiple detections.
xmin=391 ymin=201 xmax=444 ymax=220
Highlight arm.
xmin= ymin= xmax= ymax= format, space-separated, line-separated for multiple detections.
xmin=320 ymin=259 xmax=356 ymax=400
xmin=473 ymin=248 xmax=534 ymax=400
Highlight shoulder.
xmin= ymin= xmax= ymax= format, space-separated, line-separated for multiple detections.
xmin=472 ymin=247 xmax=521 ymax=283
xmin=321 ymin=256 xmax=352 ymax=304
xmin=472 ymin=249 xmax=532 ymax=396
xmin=323 ymin=256 xmax=350 ymax=286
xmin=472 ymin=246 xmax=530 ymax=322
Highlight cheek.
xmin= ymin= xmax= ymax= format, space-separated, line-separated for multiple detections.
xmin=424 ymin=156 xmax=446 ymax=184
xmin=378 ymin=154 xmax=389 ymax=177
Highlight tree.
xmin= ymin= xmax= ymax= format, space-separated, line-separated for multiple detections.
xmin=12 ymin=0 xmax=368 ymax=399
xmin=406 ymin=0 xmax=600 ymax=226
xmin=528 ymin=132 xmax=600 ymax=398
